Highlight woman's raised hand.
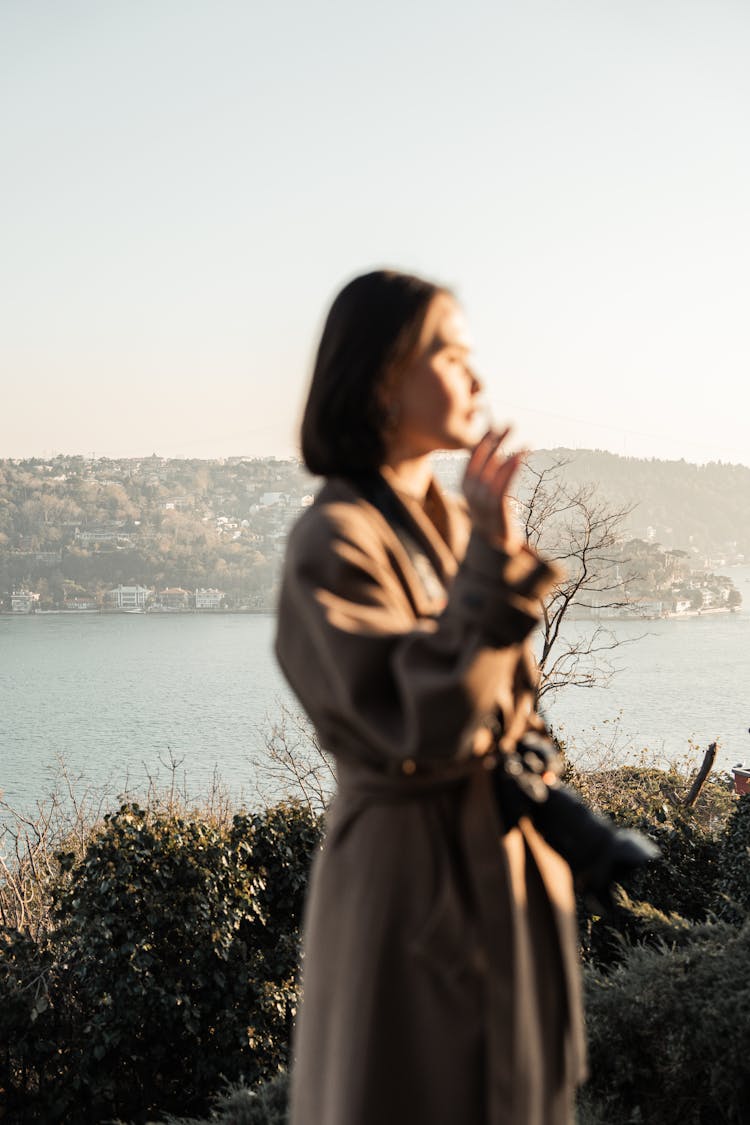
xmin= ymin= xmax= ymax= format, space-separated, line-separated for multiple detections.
xmin=462 ymin=429 xmax=526 ymax=554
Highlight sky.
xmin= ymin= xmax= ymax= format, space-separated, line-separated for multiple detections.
xmin=2 ymin=0 xmax=749 ymax=466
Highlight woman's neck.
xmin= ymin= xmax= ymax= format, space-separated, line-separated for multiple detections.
xmin=380 ymin=454 xmax=433 ymax=501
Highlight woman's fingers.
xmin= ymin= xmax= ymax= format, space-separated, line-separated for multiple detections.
xmin=482 ymin=448 xmax=527 ymax=495
xmin=466 ymin=430 xmax=523 ymax=497
xmin=465 ymin=428 xmax=511 ymax=481
xmin=463 ymin=429 xmax=526 ymax=551
xmin=465 ymin=459 xmax=519 ymax=520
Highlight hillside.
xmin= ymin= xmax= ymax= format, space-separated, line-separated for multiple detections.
xmin=0 ymin=450 xmax=746 ymax=611
xmin=531 ymin=449 xmax=749 ymax=561
xmin=435 ymin=448 xmax=749 ymax=562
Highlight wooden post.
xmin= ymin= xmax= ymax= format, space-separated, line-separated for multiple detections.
xmin=684 ymin=742 xmax=717 ymax=808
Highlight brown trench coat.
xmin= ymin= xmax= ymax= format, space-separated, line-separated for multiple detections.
xmin=275 ymin=472 xmax=586 ymax=1125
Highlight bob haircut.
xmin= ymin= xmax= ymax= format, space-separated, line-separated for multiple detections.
xmin=301 ymin=270 xmax=450 ymax=476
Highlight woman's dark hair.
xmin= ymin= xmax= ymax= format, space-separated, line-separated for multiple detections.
xmin=301 ymin=269 xmax=450 ymax=475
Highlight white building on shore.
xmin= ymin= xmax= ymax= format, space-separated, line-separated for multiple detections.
xmin=194 ymin=587 xmax=224 ymax=610
xmin=106 ymin=585 xmax=152 ymax=610
xmin=11 ymin=590 xmax=39 ymax=613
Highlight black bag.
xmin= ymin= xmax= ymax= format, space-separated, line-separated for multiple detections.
xmin=492 ymin=731 xmax=659 ymax=907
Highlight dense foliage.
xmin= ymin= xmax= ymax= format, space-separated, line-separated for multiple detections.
xmin=566 ymin=761 xmax=736 ymax=965
xmin=1 ymin=773 xmax=748 ymax=1124
xmin=578 ymin=794 xmax=750 ymax=1124
xmin=582 ymin=916 xmax=750 ymax=1124
xmin=166 ymin=787 xmax=750 ymax=1125
xmin=0 ymin=800 xmax=322 ymax=1124
xmin=164 ymin=1073 xmax=290 ymax=1125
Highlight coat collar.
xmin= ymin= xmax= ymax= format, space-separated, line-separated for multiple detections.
xmin=317 ymin=471 xmax=470 ymax=618
xmin=378 ymin=466 xmax=468 ymax=586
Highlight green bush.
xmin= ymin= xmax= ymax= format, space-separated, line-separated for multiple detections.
xmin=565 ymin=763 xmax=736 ymax=967
xmin=0 ymin=800 xmax=321 ymax=1124
xmin=163 ymin=1071 xmax=289 ymax=1125
xmin=2 ymin=763 xmax=746 ymax=1124
xmin=577 ymin=811 xmax=724 ymax=967
xmin=583 ymin=919 xmax=750 ymax=1124
xmin=0 ymin=927 xmax=63 ymax=1107
xmin=714 ymin=795 xmax=750 ymax=922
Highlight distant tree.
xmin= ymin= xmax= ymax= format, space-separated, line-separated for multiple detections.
xmin=516 ymin=456 xmax=639 ymax=703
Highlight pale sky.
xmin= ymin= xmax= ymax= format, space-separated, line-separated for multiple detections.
xmin=2 ymin=0 xmax=749 ymax=465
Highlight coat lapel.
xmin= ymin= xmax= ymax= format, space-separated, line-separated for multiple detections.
xmin=378 ymin=468 xmax=466 ymax=588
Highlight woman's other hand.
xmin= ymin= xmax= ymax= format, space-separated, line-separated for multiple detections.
xmin=463 ymin=429 xmax=526 ymax=554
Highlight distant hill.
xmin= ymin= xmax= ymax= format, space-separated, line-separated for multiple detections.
xmin=533 ymin=449 xmax=749 ymax=560
xmin=435 ymin=448 xmax=750 ymax=561
xmin=1 ymin=451 xmax=747 ymax=612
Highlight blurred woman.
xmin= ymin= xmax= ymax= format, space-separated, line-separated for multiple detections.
xmin=275 ymin=270 xmax=585 ymax=1125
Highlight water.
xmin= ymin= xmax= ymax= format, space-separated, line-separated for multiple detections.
xmin=2 ymin=568 xmax=749 ymax=815
xmin=544 ymin=600 xmax=750 ymax=769
xmin=0 ymin=613 xmax=295 ymax=815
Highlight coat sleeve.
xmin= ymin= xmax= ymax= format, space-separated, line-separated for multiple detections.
xmin=275 ymin=499 xmax=559 ymax=768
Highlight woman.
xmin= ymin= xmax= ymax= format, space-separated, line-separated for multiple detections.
xmin=275 ymin=270 xmax=586 ymax=1125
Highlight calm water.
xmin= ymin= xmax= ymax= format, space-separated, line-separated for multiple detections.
xmin=2 ymin=567 xmax=749 ymax=815
xmin=0 ymin=613 xmax=295 ymax=816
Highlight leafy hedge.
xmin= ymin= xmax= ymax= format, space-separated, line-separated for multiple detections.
xmin=569 ymin=765 xmax=738 ymax=968
xmin=2 ymin=777 xmax=747 ymax=1124
xmin=583 ymin=919 xmax=750 ymax=1124
xmin=714 ymin=791 xmax=750 ymax=922
xmin=170 ymin=794 xmax=750 ymax=1125
xmin=164 ymin=1072 xmax=290 ymax=1125
xmin=580 ymin=795 xmax=750 ymax=1124
xmin=0 ymin=801 xmax=322 ymax=1124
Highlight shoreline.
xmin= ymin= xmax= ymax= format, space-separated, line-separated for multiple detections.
xmin=570 ymin=606 xmax=739 ymax=622
xmin=2 ymin=606 xmax=740 ymax=621
xmin=0 ymin=607 xmax=273 ymax=617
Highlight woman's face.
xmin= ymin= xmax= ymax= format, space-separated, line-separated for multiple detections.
xmin=381 ymin=293 xmax=483 ymax=459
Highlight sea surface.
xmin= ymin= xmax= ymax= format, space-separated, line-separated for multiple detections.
xmin=2 ymin=566 xmax=749 ymax=817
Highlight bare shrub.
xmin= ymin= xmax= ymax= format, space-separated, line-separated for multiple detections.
xmin=250 ymin=702 xmax=335 ymax=816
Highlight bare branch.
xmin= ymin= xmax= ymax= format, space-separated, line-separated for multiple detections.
xmin=513 ymin=454 xmax=642 ymax=703
xmin=249 ymin=701 xmax=335 ymax=816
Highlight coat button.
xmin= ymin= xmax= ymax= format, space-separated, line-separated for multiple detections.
xmin=402 ymin=758 xmax=417 ymax=775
